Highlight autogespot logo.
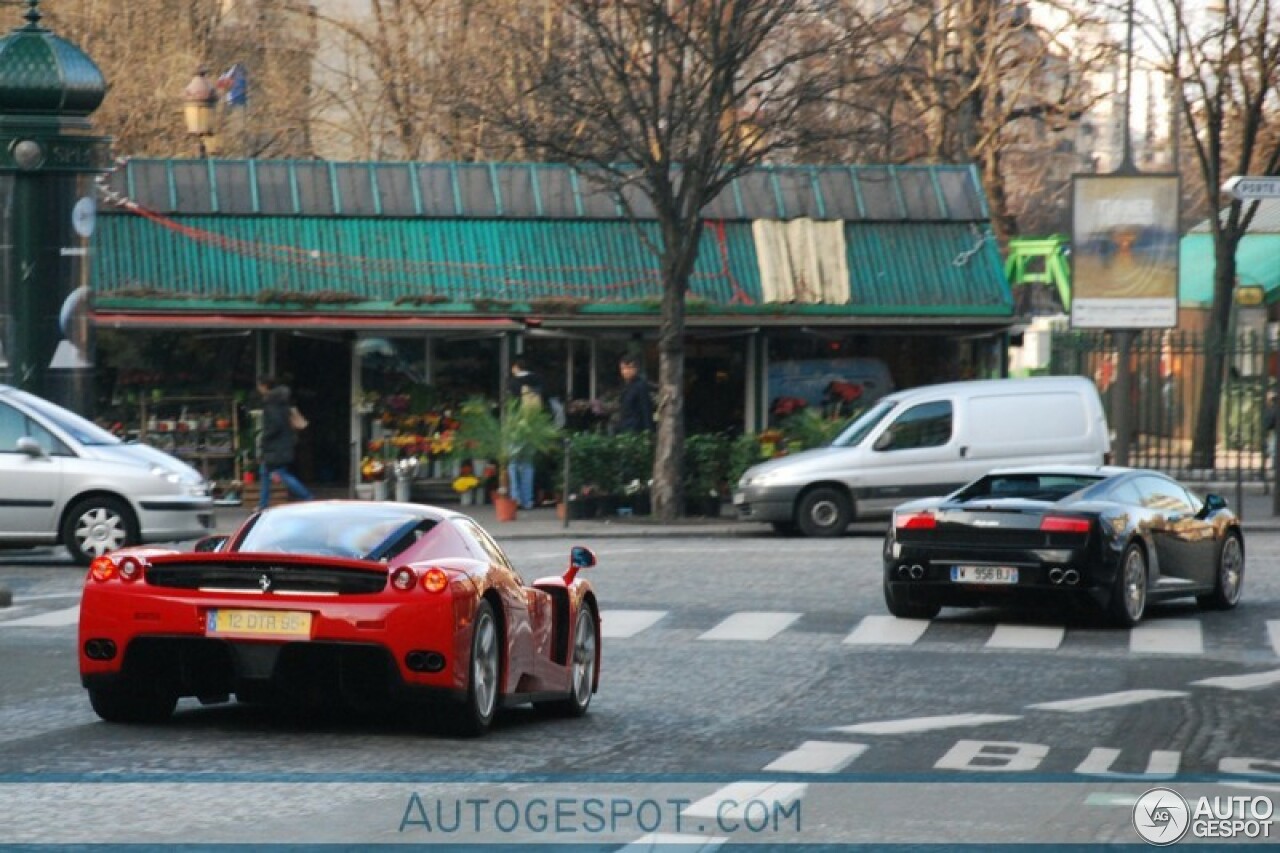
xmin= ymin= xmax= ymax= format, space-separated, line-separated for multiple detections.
xmin=1133 ymin=787 xmax=1191 ymax=846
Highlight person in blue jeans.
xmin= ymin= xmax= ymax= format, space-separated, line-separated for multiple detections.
xmin=507 ymin=359 xmax=544 ymax=510
xmin=256 ymin=375 xmax=314 ymax=510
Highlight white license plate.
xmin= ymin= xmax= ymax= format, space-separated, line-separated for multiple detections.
xmin=951 ymin=565 xmax=1018 ymax=584
xmin=732 ymin=492 xmax=746 ymax=505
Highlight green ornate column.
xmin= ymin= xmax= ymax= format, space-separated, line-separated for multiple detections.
xmin=0 ymin=0 xmax=110 ymax=412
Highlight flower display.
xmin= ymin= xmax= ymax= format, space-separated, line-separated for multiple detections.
xmin=360 ymin=458 xmax=387 ymax=482
xmin=453 ymin=475 xmax=480 ymax=493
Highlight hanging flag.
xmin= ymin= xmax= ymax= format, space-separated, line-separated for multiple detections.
xmin=216 ymin=63 xmax=248 ymax=108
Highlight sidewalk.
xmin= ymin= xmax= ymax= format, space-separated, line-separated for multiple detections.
xmin=212 ymin=482 xmax=1280 ymax=539
xmin=212 ymin=499 xmax=755 ymax=540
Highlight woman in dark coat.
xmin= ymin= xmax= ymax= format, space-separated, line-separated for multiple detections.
xmin=256 ymin=375 xmax=314 ymax=510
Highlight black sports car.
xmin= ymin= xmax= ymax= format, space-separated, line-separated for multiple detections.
xmin=883 ymin=466 xmax=1244 ymax=626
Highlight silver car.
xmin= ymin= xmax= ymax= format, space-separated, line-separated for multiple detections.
xmin=0 ymin=385 xmax=214 ymax=564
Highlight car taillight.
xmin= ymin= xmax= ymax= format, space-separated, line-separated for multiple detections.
xmin=1040 ymin=516 xmax=1091 ymax=534
xmin=89 ymin=556 xmax=117 ymax=582
xmin=118 ymin=556 xmax=144 ymax=583
xmin=421 ymin=568 xmax=448 ymax=593
xmin=895 ymin=511 xmax=937 ymax=530
xmin=390 ymin=567 xmax=417 ymax=591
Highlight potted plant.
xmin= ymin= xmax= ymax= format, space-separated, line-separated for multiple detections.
xmin=454 ymin=397 xmax=562 ymax=521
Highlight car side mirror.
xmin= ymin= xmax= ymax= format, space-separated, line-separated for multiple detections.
xmin=16 ymin=437 xmax=47 ymax=459
xmin=193 ymin=534 xmax=228 ymax=553
xmin=563 ymin=545 xmax=597 ymax=584
xmin=1201 ymin=494 xmax=1227 ymax=517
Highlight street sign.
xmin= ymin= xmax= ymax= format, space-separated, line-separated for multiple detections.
xmin=1222 ymin=175 xmax=1280 ymax=199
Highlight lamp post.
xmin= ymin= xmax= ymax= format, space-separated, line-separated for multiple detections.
xmin=183 ymin=67 xmax=219 ymax=157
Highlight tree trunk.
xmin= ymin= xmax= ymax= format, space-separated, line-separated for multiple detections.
xmin=1189 ymin=236 xmax=1239 ymax=469
xmin=650 ymin=223 xmax=701 ymax=520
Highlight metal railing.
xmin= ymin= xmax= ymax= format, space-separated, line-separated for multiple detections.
xmin=1048 ymin=328 xmax=1273 ymax=484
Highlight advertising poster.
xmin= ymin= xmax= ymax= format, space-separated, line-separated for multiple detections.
xmin=1071 ymin=174 xmax=1180 ymax=329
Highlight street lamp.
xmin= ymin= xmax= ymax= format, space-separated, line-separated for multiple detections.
xmin=182 ymin=67 xmax=219 ymax=157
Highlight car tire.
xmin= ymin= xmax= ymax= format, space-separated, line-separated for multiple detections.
xmin=88 ymin=683 xmax=176 ymax=724
xmin=1198 ymin=531 xmax=1244 ymax=611
xmin=1109 ymin=542 xmax=1148 ymax=627
xmin=61 ymin=496 xmax=138 ymax=566
xmin=883 ymin=576 xmax=941 ymax=620
xmin=536 ymin=604 xmax=598 ymax=718
xmin=453 ymin=600 xmax=501 ymax=737
xmin=796 ymin=487 xmax=851 ymax=538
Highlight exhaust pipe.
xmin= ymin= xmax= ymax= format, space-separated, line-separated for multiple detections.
xmin=1063 ymin=569 xmax=1080 ymax=585
xmin=1048 ymin=568 xmax=1064 ymax=585
xmin=909 ymin=564 xmax=925 ymax=580
xmin=897 ymin=564 xmax=911 ymax=579
xmin=405 ymin=651 xmax=446 ymax=673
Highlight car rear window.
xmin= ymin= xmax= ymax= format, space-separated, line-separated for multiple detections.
xmin=954 ymin=473 xmax=1103 ymax=503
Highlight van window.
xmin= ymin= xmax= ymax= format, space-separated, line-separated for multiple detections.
xmin=967 ymin=392 xmax=1086 ymax=442
xmin=832 ymin=399 xmax=897 ymax=447
xmin=0 ymin=402 xmax=71 ymax=456
xmin=873 ymin=401 xmax=953 ymax=451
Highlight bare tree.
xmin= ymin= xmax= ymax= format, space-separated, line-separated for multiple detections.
xmin=456 ymin=0 xmax=880 ymax=519
xmin=856 ymin=0 xmax=1115 ymax=240
xmin=1144 ymin=0 xmax=1280 ymax=467
xmin=41 ymin=0 xmax=317 ymax=159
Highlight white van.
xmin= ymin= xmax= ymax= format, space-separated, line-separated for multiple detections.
xmin=734 ymin=376 xmax=1111 ymax=537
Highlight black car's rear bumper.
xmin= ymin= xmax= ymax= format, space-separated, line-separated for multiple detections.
xmin=883 ymin=542 xmax=1121 ymax=611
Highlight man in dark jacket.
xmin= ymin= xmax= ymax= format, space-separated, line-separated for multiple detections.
xmin=617 ymin=355 xmax=654 ymax=433
xmin=256 ymin=375 xmax=314 ymax=510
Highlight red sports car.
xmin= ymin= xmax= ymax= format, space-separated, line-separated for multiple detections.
xmin=78 ymin=501 xmax=600 ymax=735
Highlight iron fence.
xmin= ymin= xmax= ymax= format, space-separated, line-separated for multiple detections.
xmin=1048 ymin=328 xmax=1274 ymax=484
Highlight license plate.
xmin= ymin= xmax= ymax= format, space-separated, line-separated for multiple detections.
xmin=951 ymin=565 xmax=1018 ymax=584
xmin=732 ymin=492 xmax=745 ymax=505
xmin=206 ymin=609 xmax=312 ymax=639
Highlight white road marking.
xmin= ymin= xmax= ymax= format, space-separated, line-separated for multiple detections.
xmin=0 ymin=606 xmax=31 ymax=621
xmin=831 ymin=713 xmax=1021 ymax=735
xmin=13 ymin=592 xmax=81 ymax=602
xmin=985 ymin=624 xmax=1065 ymax=650
xmin=1268 ymin=621 xmax=1280 ymax=657
xmin=763 ymin=741 xmax=867 ymax=773
xmin=1028 ymin=689 xmax=1188 ymax=713
xmin=843 ymin=615 xmax=930 ymax=645
xmin=1191 ymin=668 xmax=1280 ymax=691
xmin=1085 ymin=792 xmax=1140 ymax=807
xmin=619 ymin=834 xmax=727 ymax=851
xmin=0 ymin=605 xmax=80 ymax=628
xmin=698 ymin=612 xmax=799 ymax=642
xmin=682 ymin=781 xmax=807 ymax=820
xmin=1129 ymin=619 xmax=1203 ymax=655
xmin=600 ymin=610 xmax=667 ymax=639
xmin=1075 ymin=747 xmax=1180 ymax=777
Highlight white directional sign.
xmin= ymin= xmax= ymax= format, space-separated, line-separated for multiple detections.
xmin=1222 ymin=175 xmax=1280 ymax=200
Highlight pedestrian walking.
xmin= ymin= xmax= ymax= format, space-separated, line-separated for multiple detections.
xmin=507 ymin=359 xmax=544 ymax=510
xmin=256 ymin=375 xmax=314 ymax=510
xmin=617 ymin=354 xmax=654 ymax=434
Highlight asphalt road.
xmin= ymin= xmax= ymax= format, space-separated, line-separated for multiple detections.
xmin=2 ymin=531 xmax=1279 ymax=847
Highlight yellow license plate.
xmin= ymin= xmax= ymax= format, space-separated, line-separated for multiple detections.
xmin=206 ymin=609 xmax=312 ymax=639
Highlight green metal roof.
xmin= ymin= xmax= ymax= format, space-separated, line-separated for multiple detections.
xmin=102 ymin=159 xmax=990 ymax=222
xmin=92 ymin=213 xmax=1011 ymax=318
xmin=1179 ymin=232 xmax=1280 ymax=307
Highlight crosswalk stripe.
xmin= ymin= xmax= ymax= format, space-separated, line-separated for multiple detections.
xmin=698 ymin=612 xmax=799 ymax=642
xmin=1028 ymin=689 xmax=1187 ymax=713
xmin=763 ymin=741 xmax=867 ymax=773
xmin=600 ymin=610 xmax=667 ymax=639
xmin=985 ymin=624 xmax=1065 ymax=650
xmin=1268 ymin=621 xmax=1280 ymax=657
xmin=0 ymin=605 xmax=79 ymax=628
xmin=1129 ymin=619 xmax=1203 ymax=655
xmin=843 ymin=615 xmax=930 ymax=645
xmin=1190 ymin=668 xmax=1280 ymax=691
